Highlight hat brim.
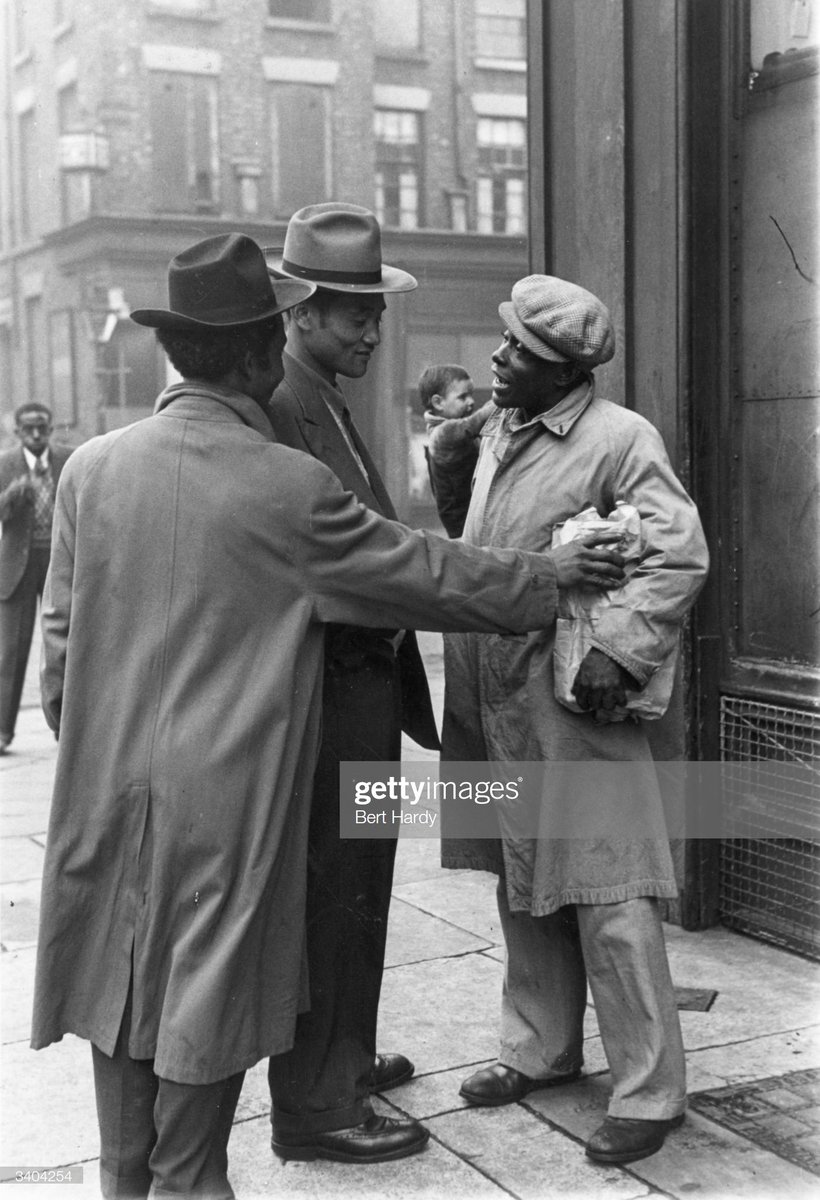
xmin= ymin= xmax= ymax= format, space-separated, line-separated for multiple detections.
xmin=130 ymin=278 xmax=316 ymax=330
xmin=498 ymin=300 xmax=569 ymax=363
xmin=265 ymin=251 xmax=417 ymax=294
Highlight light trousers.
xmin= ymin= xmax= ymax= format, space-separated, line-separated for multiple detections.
xmin=497 ymin=885 xmax=687 ymax=1120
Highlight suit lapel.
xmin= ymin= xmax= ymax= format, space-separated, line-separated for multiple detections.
xmin=285 ymin=356 xmax=390 ymax=516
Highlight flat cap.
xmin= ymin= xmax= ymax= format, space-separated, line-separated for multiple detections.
xmin=498 ymin=274 xmax=615 ymax=367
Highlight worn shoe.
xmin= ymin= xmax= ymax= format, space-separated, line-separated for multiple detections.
xmin=0 ymin=736 xmax=11 ymax=756
xmin=585 ymin=1113 xmax=686 ymax=1164
xmin=272 ymin=1113 xmax=430 ymax=1163
xmin=369 ymin=1052 xmax=415 ymax=1092
xmin=459 ymin=1062 xmax=581 ymax=1107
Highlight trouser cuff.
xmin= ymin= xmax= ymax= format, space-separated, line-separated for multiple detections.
xmin=271 ymin=1098 xmax=373 ymax=1136
xmin=608 ymin=1098 xmax=688 ymax=1121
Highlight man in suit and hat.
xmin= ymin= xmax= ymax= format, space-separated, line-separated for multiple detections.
xmin=0 ymin=402 xmax=72 ymax=754
xmin=263 ymin=203 xmax=440 ymax=1162
xmin=32 ymin=234 xmax=627 ymax=1196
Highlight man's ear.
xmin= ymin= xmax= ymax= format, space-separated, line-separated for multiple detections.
xmin=430 ymin=393 xmax=445 ymax=413
xmin=290 ymin=302 xmax=315 ymax=332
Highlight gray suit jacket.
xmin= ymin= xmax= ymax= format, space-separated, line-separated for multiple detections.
xmin=0 ymin=444 xmax=72 ymax=600
xmin=269 ymin=351 xmax=440 ymax=750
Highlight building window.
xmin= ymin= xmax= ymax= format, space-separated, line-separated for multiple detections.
xmin=149 ymin=0 xmax=216 ymax=11
xmin=101 ymin=323 xmax=161 ymax=411
xmin=475 ymin=0 xmax=526 ymax=60
xmin=374 ymin=109 xmax=421 ymax=230
xmin=269 ymin=84 xmax=330 ymax=217
xmin=149 ymin=72 xmax=220 ymax=212
xmin=25 ymin=295 xmax=43 ymax=402
xmin=476 ymin=116 xmax=526 ymax=234
xmin=375 ymin=0 xmax=420 ymax=51
xmin=18 ymin=108 xmax=37 ymax=240
xmin=268 ymin=0 xmax=330 ymax=20
xmin=14 ymin=0 xmax=29 ymax=54
xmin=49 ymin=311 xmax=77 ymax=426
xmin=58 ymin=84 xmax=91 ymax=225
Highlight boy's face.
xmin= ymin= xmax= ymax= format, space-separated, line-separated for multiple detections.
xmin=433 ymin=377 xmax=474 ymax=419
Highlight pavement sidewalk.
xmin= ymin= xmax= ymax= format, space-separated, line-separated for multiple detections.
xmin=2 ymin=631 xmax=819 ymax=1199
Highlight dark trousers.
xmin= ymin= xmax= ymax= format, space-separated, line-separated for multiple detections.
xmin=269 ymin=654 xmax=402 ymax=1135
xmin=0 ymin=545 xmax=49 ymax=740
xmin=91 ymin=989 xmax=244 ymax=1199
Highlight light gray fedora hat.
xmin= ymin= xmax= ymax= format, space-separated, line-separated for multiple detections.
xmin=265 ymin=202 xmax=417 ymax=294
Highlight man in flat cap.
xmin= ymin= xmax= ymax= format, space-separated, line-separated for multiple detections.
xmin=263 ymin=202 xmax=439 ymax=1162
xmin=438 ymin=275 xmax=709 ymax=1166
xmin=31 ymin=237 xmax=625 ymax=1197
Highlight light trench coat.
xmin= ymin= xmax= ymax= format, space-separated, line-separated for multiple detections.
xmin=32 ymin=383 xmax=561 ymax=1084
xmin=441 ymin=380 xmax=709 ymax=915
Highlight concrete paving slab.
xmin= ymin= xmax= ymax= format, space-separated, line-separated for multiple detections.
xmin=426 ymin=1105 xmax=651 ymax=1199
xmin=687 ymin=1027 xmax=820 ymax=1085
xmin=0 ymin=836 xmax=45 ymax=885
xmin=1 ymin=1035 xmax=98 ymax=1170
xmin=1 ymin=877 xmax=42 ymax=949
xmin=525 ymin=1072 xmax=820 ymax=1199
xmin=392 ymin=871 xmax=503 ymax=946
xmin=0 ymin=1160 xmax=100 ymax=1200
xmin=391 ymin=835 xmax=446 ymax=887
xmin=227 ymin=1111 xmax=510 ymax=1200
xmin=663 ymin=932 xmax=820 ymax=1048
xmin=1 ymin=945 xmax=36 ymax=1043
xmin=382 ymin=1062 xmax=493 ymax=1119
xmin=377 ymin=955 xmax=503 ymax=1076
xmin=0 ymin=793 xmax=52 ymax=840
xmin=234 ymin=1060 xmax=271 ymax=1122
xmin=385 ymin=896 xmax=492 ymax=968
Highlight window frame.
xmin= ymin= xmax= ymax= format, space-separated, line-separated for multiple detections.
xmin=374 ymin=107 xmax=423 ymax=230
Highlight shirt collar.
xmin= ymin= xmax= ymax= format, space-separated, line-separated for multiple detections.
xmin=507 ymin=376 xmax=595 ymax=438
xmin=23 ymin=446 xmax=49 ymax=472
xmin=154 ymin=381 xmax=274 ymax=439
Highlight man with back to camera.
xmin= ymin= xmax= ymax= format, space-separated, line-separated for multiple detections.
xmin=31 ymin=234 xmax=627 ymax=1197
xmin=437 ymin=274 xmax=709 ymax=1166
xmin=0 ymin=402 xmax=72 ymax=754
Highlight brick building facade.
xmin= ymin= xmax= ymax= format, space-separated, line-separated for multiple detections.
xmin=0 ymin=0 xmax=528 ymax=524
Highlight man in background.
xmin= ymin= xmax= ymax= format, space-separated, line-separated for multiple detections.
xmin=0 ymin=403 xmax=71 ymax=754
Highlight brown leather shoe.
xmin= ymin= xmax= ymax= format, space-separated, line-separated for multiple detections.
xmin=459 ymin=1062 xmax=581 ymax=1107
xmin=585 ymin=1113 xmax=685 ymax=1164
xmin=369 ymin=1052 xmax=414 ymax=1092
xmin=272 ymin=1113 xmax=429 ymax=1163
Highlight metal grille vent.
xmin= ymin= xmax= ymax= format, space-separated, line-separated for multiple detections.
xmin=719 ymin=697 xmax=820 ymax=960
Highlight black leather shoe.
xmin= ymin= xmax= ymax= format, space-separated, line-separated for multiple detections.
xmin=585 ymin=1113 xmax=685 ymax=1164
xmin=459 ymin=1062 xmax=581 ymax=1107
xmin=369 ymin=1052 xmax=415 ymax=1092
xmin=272 ymin=1113 xmax=430 ymax=1163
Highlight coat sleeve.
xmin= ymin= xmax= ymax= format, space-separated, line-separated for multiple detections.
xmin=426 ymin=403 xmax=495 ymax=539
xmin=588 ymin=414 xmax=709 ymax=685
xmin=0 ymin=457 xmax=29 ymax=523
xmin=284 ymin=456 xmax=560 ymax=635
xmin=40 ymin=466 xmax=77 ymax=733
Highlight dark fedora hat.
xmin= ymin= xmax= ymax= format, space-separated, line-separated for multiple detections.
xmin=131 ymin=233 xmax=315 ymax=331
xmin=264 ymin=202 xmax=417 ymax=294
